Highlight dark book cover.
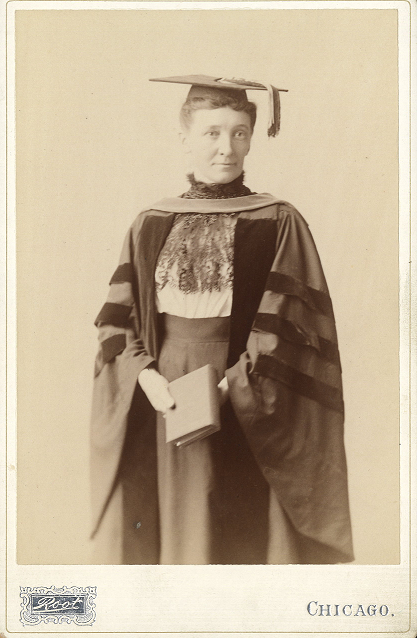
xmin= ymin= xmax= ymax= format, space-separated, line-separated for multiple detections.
xmin=165 ymin=364 xmax=221 ymax=447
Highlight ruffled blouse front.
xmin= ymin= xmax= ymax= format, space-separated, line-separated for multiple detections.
xmin=155 ymin=174 xmax=254 ymax=319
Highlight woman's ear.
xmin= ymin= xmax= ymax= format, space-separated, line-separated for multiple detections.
xmin=179 ymin=130 xmax=191 ymax=154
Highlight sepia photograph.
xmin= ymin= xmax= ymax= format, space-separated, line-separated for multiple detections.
xmin=2 ymin=0 xmax=415 ymax=635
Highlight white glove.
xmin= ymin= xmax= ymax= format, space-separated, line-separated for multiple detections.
xmin=218 ymin=375 xmax=229 ymax=406
xmin=138 ymin=367 xmax=175 ymax=415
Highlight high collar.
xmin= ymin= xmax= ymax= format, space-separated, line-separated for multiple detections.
xmin=181 ymin=172 xmax=254 ymax=200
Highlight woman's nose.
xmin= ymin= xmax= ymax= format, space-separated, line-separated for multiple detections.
xmin=218 ymin=133 xmax=233 ymax=156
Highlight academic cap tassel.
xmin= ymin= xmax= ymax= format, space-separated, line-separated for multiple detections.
xmin=266 ymin=84 xmax=280 ymax=138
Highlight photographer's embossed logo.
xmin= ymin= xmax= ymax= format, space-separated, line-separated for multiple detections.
xmin=20 ymin=586 xmax=96 ymax=626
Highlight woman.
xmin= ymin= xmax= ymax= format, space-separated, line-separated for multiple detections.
xmin=90 ymin=75 xmax=354 ymax=565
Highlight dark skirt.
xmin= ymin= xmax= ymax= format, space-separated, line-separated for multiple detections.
xmin=156 ymin=314 xmax=272 ymax=565
xmin=91 ymin=314 xmax=299 ymax=565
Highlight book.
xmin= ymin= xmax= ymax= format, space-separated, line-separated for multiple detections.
xmin=165 ymin=364 xmax=221 ymax=447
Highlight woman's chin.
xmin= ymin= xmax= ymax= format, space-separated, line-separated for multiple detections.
xmin=195 ymin=168 xmax=241 ymax=185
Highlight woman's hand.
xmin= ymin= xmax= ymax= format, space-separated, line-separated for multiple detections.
xmin=138 ymin=367 xmax=175 ymax=415
xmin=218 ymin=376 xmax=229 ymax=406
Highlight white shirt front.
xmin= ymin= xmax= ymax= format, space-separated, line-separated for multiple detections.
xmin=155 ymin=213 xmax=237 ymax=318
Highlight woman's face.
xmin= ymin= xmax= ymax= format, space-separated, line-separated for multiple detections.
xmin=182 ymin=107 xmax=252 ymax=184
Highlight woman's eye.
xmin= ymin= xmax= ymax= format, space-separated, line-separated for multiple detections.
xmin=206 ymin=131 xmax=219 ymax=137
xmin=234 ymin=131 xmax=247 ymax=139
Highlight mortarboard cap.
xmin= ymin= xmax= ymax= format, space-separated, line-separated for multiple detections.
xmin=149 ymin=74 xmax=288 ymax=137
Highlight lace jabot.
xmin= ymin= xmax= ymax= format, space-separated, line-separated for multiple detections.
xmin=181 ymin=172 xmax=254 ymax=199
xmin=155 ymin=212 xmax=236 ymax=295
xmin=155 ymin=174 xmax=253 ymax=308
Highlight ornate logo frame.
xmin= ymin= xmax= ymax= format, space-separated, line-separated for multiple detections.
xmin=20 ymin=586 xmax=97 ymax=626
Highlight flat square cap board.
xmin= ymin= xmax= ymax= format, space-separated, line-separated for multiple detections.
xmin=149 ymin=75 xmax=288 ymax=137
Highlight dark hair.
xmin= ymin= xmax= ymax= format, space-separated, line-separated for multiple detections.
xmin=180 ymin=94 xmax=257 ymax=131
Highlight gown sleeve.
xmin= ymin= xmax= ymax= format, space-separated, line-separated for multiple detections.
xmin=226 ymin=204 xmax=354 ymax=563
xmin=90 ymin=215 xmax=155 ymax=536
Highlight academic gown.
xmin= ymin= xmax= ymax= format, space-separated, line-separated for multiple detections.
xmin=90 ymin=193 xmax=354 ymax=564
